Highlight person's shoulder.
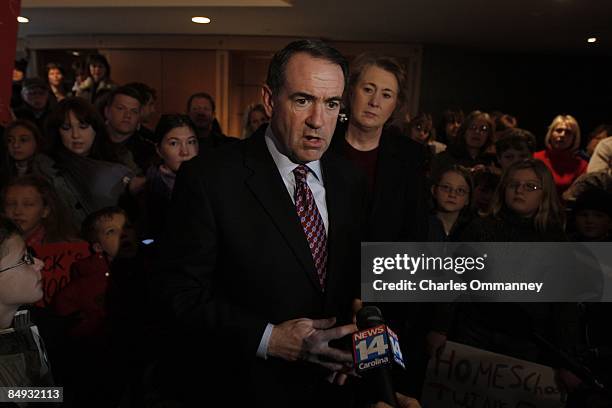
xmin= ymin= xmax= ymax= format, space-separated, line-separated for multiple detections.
xmin=381 ymin=125 xmax=427 ymax=159
xmin=182 ymin=137 xmax=248 ymax=179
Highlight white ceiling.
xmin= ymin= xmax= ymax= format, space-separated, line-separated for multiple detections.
xmin=17 ymin=0 xmax=612 ymax=54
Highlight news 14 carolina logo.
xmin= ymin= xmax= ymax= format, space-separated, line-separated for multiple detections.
xmin=352 ymin=324 xmax=405 ymax=373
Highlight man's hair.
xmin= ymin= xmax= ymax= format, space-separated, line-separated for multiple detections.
xmin=124 ymin=82 xmax=157 ymax=104
xmin=265 ymin=39 xmax=349 ymax=96
xmin=0 ymin=216 xmax=21 ymax=260
xmin=81 ymin=206 xmax=127 ymax=244
xmin=186 ymin=92 xmax=216 ymax=113
xmin=107 ymin=85 xmax=145 ymax=107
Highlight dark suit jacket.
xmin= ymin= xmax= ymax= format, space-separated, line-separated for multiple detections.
xmin=330 ymin=123 xmax=428 ymax=242
xmin=154 ymin=126 xmax=366 ymax=407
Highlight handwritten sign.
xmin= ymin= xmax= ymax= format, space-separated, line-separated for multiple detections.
xmin=32 ymin=242 xmax=90 ymax=307
xmin=421 ymin=341 xmax=565 ymax=408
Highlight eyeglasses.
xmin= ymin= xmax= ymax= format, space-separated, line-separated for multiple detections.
xmin=507 ymin=181 xmax=542 ymax=192
xmin=0 ymin=248 xmax=35 ymax=274
xmin=436 ymin=184 xmax=470 ymax=196
xmin=468 ymin=124 xmax=489 ymax=133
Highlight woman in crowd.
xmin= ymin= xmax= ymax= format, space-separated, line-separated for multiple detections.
xmin=431 ymin=110 xmax=496 ymax=177
xmin=329 ymin=52 xmax=428 ymax=241
xmin=2 ymin=175 xmax=76 ymax=246
xmin=241 ymin=103 xmax=269 ymax=138
xmin=534 ymin=115 xmax=587 ymax=195
xmin=428 ymin=165 xmax=473 ymax=241
xmin=46 ymin=62 xmax=69 ymax=102
xmin=75 ymin=54 xmax=116 ymax=104
xmin=145 ymin=114 xmax=199 ymax=240
xmin=43 ymin=97 xmax=134 ymax=228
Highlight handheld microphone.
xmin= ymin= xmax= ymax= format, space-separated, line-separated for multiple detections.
xmin=353 ymin=306 xmax=405 ymax=407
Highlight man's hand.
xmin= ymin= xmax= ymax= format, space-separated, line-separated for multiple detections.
xmin=268 ymin=317 xmax=356 ymax=372
xmin=371 ymin=393 xmax=421 ymax=408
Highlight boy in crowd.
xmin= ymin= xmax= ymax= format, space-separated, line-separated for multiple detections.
xmin=52 ymin=207 xmax=140 ymax=407
xmin=0 ymin=216 xmax=53 ymax=387
xmin=495 ymin=128 xmax=536 ymax=171
xmin=52 ymin=206 xmax=137 ymax=337
xmin=571 ymin=189 xmax=612 ymax=242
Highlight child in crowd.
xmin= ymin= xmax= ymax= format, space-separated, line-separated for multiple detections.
xmin=428 ymin=165 xmax=473 ymax=241
xmin=470 ymin=169 xmax=500 ymax=216
xmin=0 ymin=216 xmax=53 ymax=387
xmin=2 ymin=175 xmax=76 ymax=246
xmin=52 ymin=206 xmax=137 ymax=338
xmin=495 ymin=128 xmax=536 ymax=172
xmin=4 ymin=119 xmax=49 ymax=177
xmin=406 ymin=112 xmax=447 ymax=156
xmin=52 ymin=206 xmax=139 ymax=407
xmin=462 ymin=158 xmax=565 ymax=241
xmin=570 ymin=189 xmax=612 ymax=242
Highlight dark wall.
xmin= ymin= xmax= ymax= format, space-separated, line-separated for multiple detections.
xmin=419 ymin=46 xmax=612 ymax=148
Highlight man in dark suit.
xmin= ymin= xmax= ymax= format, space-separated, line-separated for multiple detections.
xmin=155 ymin=40 xmax=366 ymax=407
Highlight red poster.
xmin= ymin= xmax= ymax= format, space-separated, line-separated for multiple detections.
xmin=0 ymin=0 xmax=21 ymax=126
xmin=32 ymin=241 xmax=91 ymax=307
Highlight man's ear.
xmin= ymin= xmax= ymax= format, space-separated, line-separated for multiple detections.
xmin=261 ymin=85 xmax=274 ymax=118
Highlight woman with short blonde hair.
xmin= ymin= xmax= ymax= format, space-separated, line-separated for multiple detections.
xmin=534 ymin=114 xmax=587 ymax=195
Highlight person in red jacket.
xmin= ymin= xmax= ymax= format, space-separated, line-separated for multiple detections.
xmin=51 ymin=206 xmax=138 ymax=407
xmin=534 ymin=115 xmax=588 ymax=195
xmin=52 ymin=206 xmax=137 ymax=338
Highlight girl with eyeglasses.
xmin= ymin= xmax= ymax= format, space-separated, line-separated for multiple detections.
xmin=461 ymin=159 xmax=565 ymax=241
xmin=0 ymin=216 xmax=55 ymax=387
xmin=428 ymin=165 xmax=474 ymax=241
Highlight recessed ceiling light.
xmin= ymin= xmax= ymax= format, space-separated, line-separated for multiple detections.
xmin=191 ymin=16 xmax=211 ymax=24
xmin=587 ymin=37 xmax=597 ymax=43
xmin=17 ymin=16 xmax=29 ymax=23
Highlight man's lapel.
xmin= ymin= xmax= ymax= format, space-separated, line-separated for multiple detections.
xmin=243 ymin=129 xmax=323 ymax=292
xmin=321 ymin=151 xmax=354 ymax=296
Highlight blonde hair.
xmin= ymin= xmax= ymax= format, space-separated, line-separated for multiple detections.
xmin=489 ymin=159 xmax=564 ymax=232
xmin=545 ymin=115 xmax=581 ymax=151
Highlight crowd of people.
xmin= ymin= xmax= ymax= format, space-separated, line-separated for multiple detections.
xmin=1 ymin=40 xmax=611 ymax=407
